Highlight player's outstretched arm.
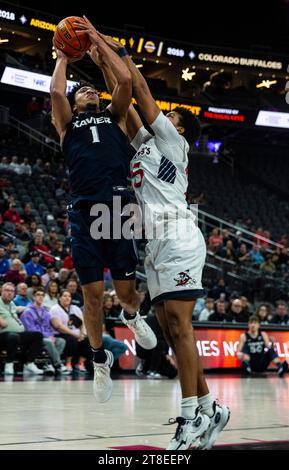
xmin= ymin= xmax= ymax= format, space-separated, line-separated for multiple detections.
xmin=88 ymin=45 xmax=143 ymax=140
xmin=75 ymin=16 xmax=131 ymax=121
xmin=99 ymin=33 xmax=160 ymax=127
xmin=50 ymin=47 xmax=74 ymax=138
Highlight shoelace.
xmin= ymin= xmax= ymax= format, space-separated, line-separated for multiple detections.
xmin=167 ymin=417 xmax=186 ymax=441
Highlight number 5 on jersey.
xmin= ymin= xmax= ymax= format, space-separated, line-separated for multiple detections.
xmin=131 ymin=161 xmax=144 ymax=188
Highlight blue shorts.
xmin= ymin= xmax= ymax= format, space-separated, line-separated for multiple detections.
xmin=68 ymin=202 xmax=138 ymax=285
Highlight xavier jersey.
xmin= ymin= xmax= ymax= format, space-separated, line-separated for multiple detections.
xmin=245 ymin=331 xmax=266 ymax=357
xmin=130 ymin=112 xmax=191 ymax=218
xmin=62 ymin=109 xmax=130 ymax=204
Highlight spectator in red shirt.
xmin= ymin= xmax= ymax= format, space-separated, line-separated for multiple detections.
xmin=253 ymin=227 xmax=266 ymax=247
xmin=259 ymin=230 xmax=271 ymax=249
xmin=42 ymin=97 xmax=52 ymax=115
xmin=4 ymin=259 xmax=25 ymax=285
xmin=29 ymin=232 xmax=54 ymax=265
xmin=3 ymin=204 xmax=23 ymax=224
xmin=62 ymin=255 xmax=74 ymax=270
xmin=208 ymin=228 xmax=223 ymax=252
xmin=27 ymin=96 xmax=40 ymax=117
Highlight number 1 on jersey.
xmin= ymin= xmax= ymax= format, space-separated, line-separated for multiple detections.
xmin=90 ymin=125 xmax=100 ymax=143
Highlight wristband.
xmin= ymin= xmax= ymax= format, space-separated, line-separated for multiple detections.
xmin=117 ymin=47 xmax=129 ymax=57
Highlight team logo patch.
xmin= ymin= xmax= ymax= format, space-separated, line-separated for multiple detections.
xmin=174 ymin=270 xmax=196 ymax=287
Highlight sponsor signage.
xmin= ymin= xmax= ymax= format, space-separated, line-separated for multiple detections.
xmin=0 ymin=8 xmax=15 ymax=21
xmin=1 ymin=66 xmax=76 ymax=93
xmin=30 ymin=18 xmax=57 ymax=31
xmin=203 ymin=106 xmax=246 ymax=123
xmin=198 ymin=52 xmax=283 ymax=70
xmin=114 ymin=326 xmax=289 ymax=370
xmin=255 ymin=110 xmax=289 ymax=129
xmin=0 ymin=7 xmax=57 ymax=30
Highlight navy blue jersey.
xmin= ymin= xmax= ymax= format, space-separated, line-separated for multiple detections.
xmin=62 ymin=109 xmax=131 ymax=203
xmin=245 ymin=330 xmax=265 ymax=357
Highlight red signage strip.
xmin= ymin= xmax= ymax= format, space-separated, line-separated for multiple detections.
xmin=114 ymin=326 xmax=289 ymax=370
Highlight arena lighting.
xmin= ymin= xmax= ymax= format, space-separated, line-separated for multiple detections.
xmin=195 ymin=141 xmax=222 ymax=153
xmin=19 ymin=15 xmax=27 ymax=24
xmin=135 ymin=64 xmax=143 ymax=68
xmin=207 ymin=141 xmax=222 ymax=153
xmin=0 ymin=39 xmax=9 ymax=44
xmin=182 ymin=68 xmax=196 ymax=81
xmin=156 ymin=41 xmax=164 ymax=57
xmin=256 ymin=79 xmax=277 ymax=89
xmin=144 ymin=41 xmax=156 ymax=53
xmin=137 ymin=37 xmax=144 ymax=53
xmin=255 ymin=110 xmax=289 ymax=128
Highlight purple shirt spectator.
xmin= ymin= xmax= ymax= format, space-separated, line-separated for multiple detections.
xmin=21 ymin=303 xmax=56 ymax=337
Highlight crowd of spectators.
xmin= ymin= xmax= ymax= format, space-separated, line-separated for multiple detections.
xmin=193 ymin=287 xmax=289 ymax=326
xmin=207 ymin=226 xmax=289 ymax=276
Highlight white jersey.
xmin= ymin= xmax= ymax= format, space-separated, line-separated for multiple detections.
xmin=130 ymin=112 xmax=190 ymax=219
xmin=130 ymin=112 xmax=206 ymax=302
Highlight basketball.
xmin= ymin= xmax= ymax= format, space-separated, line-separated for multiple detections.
xmin=53 ymin=16 xmax=91 ymax=58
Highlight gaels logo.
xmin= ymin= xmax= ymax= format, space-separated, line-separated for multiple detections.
xmin=174 ymin=270 xmax=196 ymax=287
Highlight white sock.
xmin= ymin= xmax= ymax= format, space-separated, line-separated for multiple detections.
xmin=198 ymin=393 xmax=214 ymax=417
xmin=181 ymin=396 xmax=199 ymax=419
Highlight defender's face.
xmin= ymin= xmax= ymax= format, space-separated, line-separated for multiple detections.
xmin=74 ymin=86 xmax=100 ymax=112
xmin=166 ymin=111 xmax=181 ymax=128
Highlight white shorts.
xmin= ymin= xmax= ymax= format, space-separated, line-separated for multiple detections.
xmin=144 ymin=225 xmax=206 ymax=304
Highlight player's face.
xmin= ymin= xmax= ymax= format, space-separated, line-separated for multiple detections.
xmin=166 ymin=111 xmax=181 ymax=128
xmin=249 ymin=321 xmax=259 ymax=333
xmin=75 ymin=86 xmax=100 ymax=111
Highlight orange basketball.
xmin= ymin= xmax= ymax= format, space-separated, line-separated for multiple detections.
xmin=53 ymin=16 xmax=91 ymax=58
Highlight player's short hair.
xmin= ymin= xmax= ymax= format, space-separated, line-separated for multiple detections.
xmin=67 ymin=81 xmax=104 ymax=112
xmin=173 ymin=107 xmax=201 ymax=145
xmin=249 ymin=315 xmax=260 ymax=324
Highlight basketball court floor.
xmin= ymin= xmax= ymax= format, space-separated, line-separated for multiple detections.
xmin=0 ymin=374 xmax=289 ymax=450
